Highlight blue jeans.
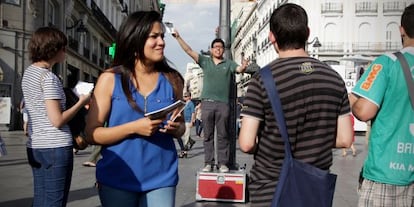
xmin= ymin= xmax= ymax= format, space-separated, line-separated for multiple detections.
xmin=195 ymin=119 xmax=203 ymax=136
xmin=99 ymin=184 xmax=176 ymax=207
xmin=27 ymin=146 xmax=74 ymax=207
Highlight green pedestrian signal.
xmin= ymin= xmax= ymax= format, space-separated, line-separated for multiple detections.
xmin=108 ymin=43 xmax=116 ymax=59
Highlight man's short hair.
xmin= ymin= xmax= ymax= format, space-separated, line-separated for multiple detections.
xmin=402 ymin=3 xmax=414 ymax=38
xmin=211 ymin=38 xmax=225 ymax=48
xmin=269 ymin=3 xmax=309 ymax=50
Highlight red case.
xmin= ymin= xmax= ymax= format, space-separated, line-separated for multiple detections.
xmin=196 ymin=170 xmax=247 ymax=203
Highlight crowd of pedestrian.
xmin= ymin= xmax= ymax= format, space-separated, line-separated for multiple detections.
xmin=8 ymin=2 xmax=413 ymax=207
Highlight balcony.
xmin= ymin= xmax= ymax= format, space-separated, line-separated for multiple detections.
xmin=321 ymin=2 xmax=343 ymax=14
xmin=319 ymin=42 xmax=344 ymax=52
xmin=383 ymin=1 xmax=406 ymax=13
xmin=384 ymin=42 xmax=402 ymax=51
xmin=352 ymin=42 xmax=400 ymax=52
xmin=355 ymin=2 xmax=378 ymax=14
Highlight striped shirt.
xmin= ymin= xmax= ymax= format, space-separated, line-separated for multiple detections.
xmin=21 ymin=65 xmax=72 ymax=148
xmin=241 ymin=57 xmax=350 ymax=206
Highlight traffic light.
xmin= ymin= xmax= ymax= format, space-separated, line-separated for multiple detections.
xmin=160 ymin=3 xmax=166 ymax=17
xmin=108 ymin=43 xmax=116 ymax=59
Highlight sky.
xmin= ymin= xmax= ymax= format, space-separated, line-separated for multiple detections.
xmin=162 ymin=1 xmax=220 ymax=75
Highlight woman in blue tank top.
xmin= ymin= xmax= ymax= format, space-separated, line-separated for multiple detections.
xmin=85 ymin=11 xmax=185 ymax=207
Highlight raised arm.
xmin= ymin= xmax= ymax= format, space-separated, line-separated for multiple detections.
xmin=172 ymin=29 xmax=199 ymax=63
xmin=236 ymin=58 xmax=249 ymax=73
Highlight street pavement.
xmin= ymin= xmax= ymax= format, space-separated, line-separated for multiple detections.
xmin=0 ymin=129 xmax=366 ymax=207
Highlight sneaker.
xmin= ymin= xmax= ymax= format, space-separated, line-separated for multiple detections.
xmin=202 ymin=164 xmax=212 ymax=172
xmin=219 ymin=165 xmax=229 ymax=173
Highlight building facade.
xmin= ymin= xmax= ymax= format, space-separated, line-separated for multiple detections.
xmin=0 ymin=0 xmax=161 ymax=130
xmin=184 ymin=63 xmax=203 ymax=99
xmin=229 ymin=0 xmax=411 ymax=131
xmin=231 ymin=0 xmax=411 ymax=96
xmin=175 ymin=0 xmax=409 ymax=100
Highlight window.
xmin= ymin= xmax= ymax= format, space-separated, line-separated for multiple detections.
xmin=99 ymin=42 xmax=105 ymax=67
xmin=66 ymin=19 xmax=74 ymax=36
xmin=385 ymin=23 xmax=400 ymax=50
xmin=83 ymin=34 xmax=90 ymax=59
xmin=100 ymin=42 xmax=105 ymax=59
xmin=83 ymin=72 xmax=90 ymax=82
xmin=47 ymin=0 xmax=56 ymax=26
xmin=92 ymin=37 xmax=98 ymax=64
xmin=66 ymin=19 xmax=78 ymax=51
xmin=3 ymin=0 xmax=20 ymax=6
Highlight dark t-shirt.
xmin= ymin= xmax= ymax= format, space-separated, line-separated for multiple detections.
xmin=198 ymin=55 xmax=238 ymax=103
xmin=241 ymin=57 xmax=350 ymax=206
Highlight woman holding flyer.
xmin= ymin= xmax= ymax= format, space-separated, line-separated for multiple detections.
xmin=85 ymin=11 xmax=185 ymax=207
xmin=21 ymin=27 xmax=91 ymax=206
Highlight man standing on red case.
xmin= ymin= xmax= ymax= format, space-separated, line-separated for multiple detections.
xmin=172 ymin=29 xmax=248 ymax=173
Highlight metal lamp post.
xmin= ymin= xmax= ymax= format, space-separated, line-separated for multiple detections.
xmin=307 ymin=37 xmax=322 ymax=58
xmin=218 ymin=0 xmax=238 ymax=169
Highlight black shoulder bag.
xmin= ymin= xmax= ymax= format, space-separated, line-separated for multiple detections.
xmin=64 ymin=88 xmax=89 ymax=150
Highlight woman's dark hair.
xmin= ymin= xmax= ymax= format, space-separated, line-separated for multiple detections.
xmin=28 ymin=27 xmax=67 ymax=62
xmin=269 ymin=3 xmax=309 ymax=50
xmin=111 ymin=10 xmax=183 ymax=112
xmin=402 ymin=3 xmax=414 ymax=38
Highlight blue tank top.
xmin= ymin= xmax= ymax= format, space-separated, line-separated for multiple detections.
xmin=96 ymin=73 xmax=179 ymax=192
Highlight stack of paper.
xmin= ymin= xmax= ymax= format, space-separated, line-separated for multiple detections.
xmin=72 ymin=81 xmax=94 ymax=97
xmin=145 ymin=100 xmax=186 ymax=120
